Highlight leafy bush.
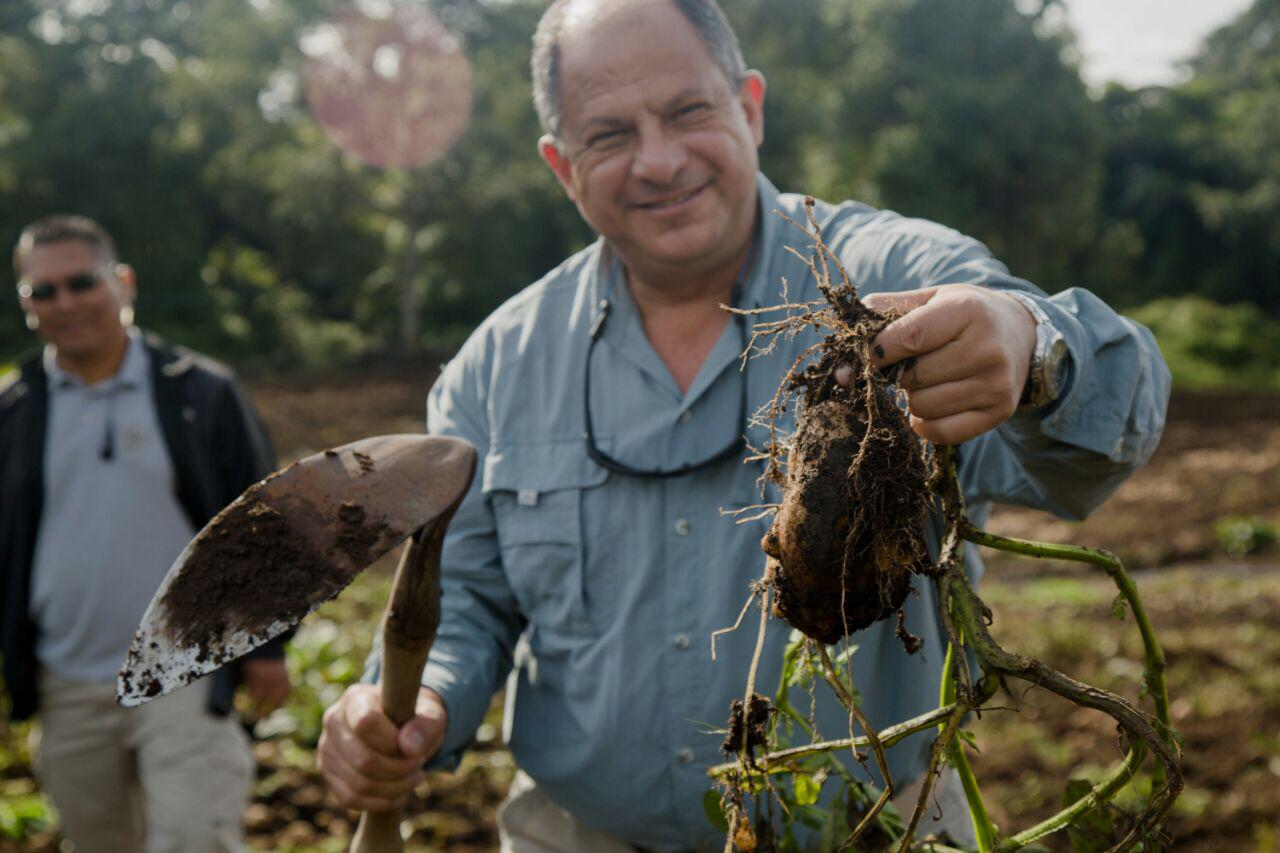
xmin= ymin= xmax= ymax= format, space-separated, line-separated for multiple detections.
xmin=1130 ymin=297 xmax=1280 ymax=392
xmin=1213 ymin=515 xmax=1279 ymax=557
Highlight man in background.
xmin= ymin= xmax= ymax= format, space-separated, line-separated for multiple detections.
xmin=0 ymin=215 xmax=290 ymax=851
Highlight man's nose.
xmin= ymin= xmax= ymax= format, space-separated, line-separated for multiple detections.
xmin=631 ymin=121 xmax=686 ymax=185
xmin=49 ymin=281 xmax=86 ymax=311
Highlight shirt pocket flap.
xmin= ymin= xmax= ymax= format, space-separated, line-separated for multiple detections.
xmin=482 ymin=441 xmax=608 ymax=493
xmin=481 ymin=442 xmax=607 ymax=548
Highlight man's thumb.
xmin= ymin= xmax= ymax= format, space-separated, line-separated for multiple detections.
xmin=399 ymin=715 xmax=443 ymax=760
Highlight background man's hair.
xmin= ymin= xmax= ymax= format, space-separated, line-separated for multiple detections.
xmin=531 ymin=0 xmax=748 ymax=137
xmin=13 ymin=215 xmax=118 ymax=278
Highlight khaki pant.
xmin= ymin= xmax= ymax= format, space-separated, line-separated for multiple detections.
xmin=498 ymin=768 xmax=976 ymax=852
xmin=33 ymin=670 xmax=253 ymax=853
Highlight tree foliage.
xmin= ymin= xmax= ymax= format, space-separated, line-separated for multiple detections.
xmin=0 ymin=0 xmax=1274 ymax=366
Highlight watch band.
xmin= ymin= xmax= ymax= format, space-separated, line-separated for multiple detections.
xmin=1004 ymin=290 xmax=1069 ymax=411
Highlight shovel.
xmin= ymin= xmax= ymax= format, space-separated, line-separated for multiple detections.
xmin=117 ymin=434 xmax=477 ymax=852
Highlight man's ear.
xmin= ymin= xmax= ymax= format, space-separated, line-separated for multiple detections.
xmin=112 ymin=262 xmax=137 ymax=305
xmin=739 ymin=70 xmax=766 ymax=148
xmin=539 ymin=135 xmax=577 ymax=202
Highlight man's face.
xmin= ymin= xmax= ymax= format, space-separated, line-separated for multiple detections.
xmin=541 ymin=0 xmax=765 ymax=279
xmin=17 ymin=239 xmax=134 ymax=360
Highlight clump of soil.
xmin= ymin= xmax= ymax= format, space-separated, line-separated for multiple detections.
xmin=722 ymin=692 xmax=773 ymax=757
xmin=762 ymin=368 xmax=929 ymax=642
xmin=751 ymin=202 xmax=931 ymax=644
xmin=336 ymin=500 xmax=391 ymax=567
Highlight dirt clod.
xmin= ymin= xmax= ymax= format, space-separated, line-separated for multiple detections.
xmin=336 ymin=500 xmax=392 ymax=568
xmin=895 ymin=608 xmax=924 ymax=655
xmin=722 ymin=692 xmax=773 ymax=757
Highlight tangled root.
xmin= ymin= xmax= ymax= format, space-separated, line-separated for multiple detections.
xmin=749 ymin=203 xmax=931 ymax=644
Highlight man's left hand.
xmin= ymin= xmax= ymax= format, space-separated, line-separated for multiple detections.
xmin=854 ymin=285 xmax=1037 ymax=445
xmin=242 ymin=657 xmax=292 ymax=715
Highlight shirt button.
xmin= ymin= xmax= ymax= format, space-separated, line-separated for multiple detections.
xmin=674 ymin=518 xmax=692 ymax=536
xmin=677 ymin=410 xmax=693 ymax=425
xmin=677 ymin=747 xmax=695 ymax=764
xmin=673 ymin=633 xmax=690 ymax=651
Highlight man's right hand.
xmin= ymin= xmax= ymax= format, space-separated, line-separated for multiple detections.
xmin=317 ymin=684 xmax=447 ymax=811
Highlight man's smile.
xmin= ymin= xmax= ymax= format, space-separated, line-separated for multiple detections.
xmin=630 ymin=180 xmax=711 ymax=211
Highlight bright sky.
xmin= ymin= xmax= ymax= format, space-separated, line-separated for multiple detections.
xmin=1063 ymin=0 xmax=1255 ymax=88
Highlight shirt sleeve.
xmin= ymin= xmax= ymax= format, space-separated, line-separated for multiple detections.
xmin=364 ymin=332 xmax=525 ymax=769
xmin=215 ymin=374 xmax=278 ymax=498
xmin=921 ymin=238 xmax=1172 ymax=520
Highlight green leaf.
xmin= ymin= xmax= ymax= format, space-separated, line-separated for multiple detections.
xmin=1111 ymin=592 xmax=1128 ymax=621
xmin=782 ymin=632 xmax=812 ymax=691
xmin=702 ymin=789 xmax=729 ymax=832
xmin=795 ymin=801 xmax=828 ymax=829
xmin=831 ymin=643 xmax=859 ymax=665
xmin=794 ymin=772 xmax=822 ymax=806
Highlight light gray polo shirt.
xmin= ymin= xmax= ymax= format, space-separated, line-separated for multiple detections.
xmin=30 ymin=328 xmax=197 ymax=683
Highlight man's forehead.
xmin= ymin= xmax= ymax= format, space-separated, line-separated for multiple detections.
xmin=21 ymin=239 xmax=104 ymax=278
xmin=558 ymin=0 xmax=664 ymax=36
xmin=557 ymin=0 xmax=725 ymax=127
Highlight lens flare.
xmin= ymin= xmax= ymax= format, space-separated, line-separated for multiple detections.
xmin=303 ymin=3 xmax=472 ymax=170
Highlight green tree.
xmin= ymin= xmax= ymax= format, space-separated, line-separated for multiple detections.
xmin=1092 ymin=0 xmax=1279 ymax=311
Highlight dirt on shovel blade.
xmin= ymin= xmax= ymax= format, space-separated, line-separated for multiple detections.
xmin=158 ymin=484 xmax=389 ymax=665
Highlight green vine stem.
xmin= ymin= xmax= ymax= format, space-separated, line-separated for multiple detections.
xmin=814 ymin=642 xmax=896 ymax=844
xmin=946 ymin=565 xmax=1182 ymax=851
xmin=933 ymin=444 xmax=1180 ymax=851
xmin=999 ymin=740 xmax=1146 ymax=850
xmin=957 ymin=522 xmax=1174 ymax=767
xmin=939 ymin=639 xmax=998 ymax=852
xmin=772 ymin=639 xmax=862 ymax=789
xmin=897 ymin=702 xmax=969 ymax=853
xmin=706 ymin=697 xmax=990 ymax=781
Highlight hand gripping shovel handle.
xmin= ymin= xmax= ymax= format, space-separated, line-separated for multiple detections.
xmin=350 ymin=501 xmax=459 ymax=852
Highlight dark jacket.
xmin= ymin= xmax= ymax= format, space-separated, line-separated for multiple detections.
xmin=0 ymin=332 xmax=285 ymax=721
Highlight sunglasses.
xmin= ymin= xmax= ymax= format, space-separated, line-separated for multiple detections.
xmin=18 ymin=270 xmax=103 ymax=302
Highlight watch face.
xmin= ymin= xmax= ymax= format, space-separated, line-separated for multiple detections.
xmin=1044 ymin=337 xmax=1069 ymax=399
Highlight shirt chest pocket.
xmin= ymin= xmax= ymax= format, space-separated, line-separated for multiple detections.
xmin=483 ymin=442 xmax=610 ymax=637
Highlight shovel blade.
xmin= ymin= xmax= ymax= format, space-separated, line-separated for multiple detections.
xmin=117 ymin=434 xmax=475 ymax=707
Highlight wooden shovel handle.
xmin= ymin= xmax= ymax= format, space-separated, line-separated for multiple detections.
xmin=350 ymin=505 xmax=455 ymax=853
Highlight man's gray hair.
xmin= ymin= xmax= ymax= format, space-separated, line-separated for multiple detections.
xmin=13 ymin=214 xmax=118 ymax=279
xmin=531 ymin=0 xmax=748 ymax=137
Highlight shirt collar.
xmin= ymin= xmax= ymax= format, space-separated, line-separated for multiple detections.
xmin=45 ymin=326 xmax=147 ymax=392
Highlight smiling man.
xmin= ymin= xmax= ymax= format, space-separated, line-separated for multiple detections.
xmin=0 ymin=215 xmax=290 ymax=850
xmin=317 ymin=1 xmax=1170 ymax=850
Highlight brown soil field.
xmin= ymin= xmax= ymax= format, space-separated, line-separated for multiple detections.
xmin=3 ymin=374 xmax=1277 ymax=851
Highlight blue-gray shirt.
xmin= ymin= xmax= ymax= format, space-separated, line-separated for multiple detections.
xmin=415 ymin=175 xmax=1169 ymax=849
xmin=30 ymin=328 xmax=197 ymax=683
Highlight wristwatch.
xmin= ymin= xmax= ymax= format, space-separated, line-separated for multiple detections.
xmin=1004 ymin=291 xmax=1070 ymax=412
